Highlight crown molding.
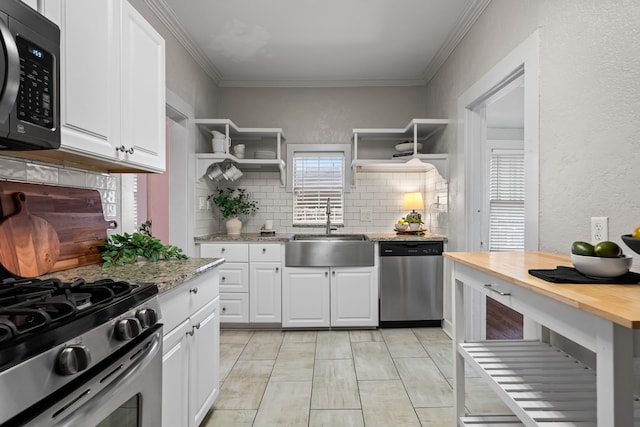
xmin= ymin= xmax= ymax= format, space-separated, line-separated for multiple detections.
xmin=217 ymin=79 xmax=427 ymax=88
xmin=144 ymin=0 xmax=222 ymax=84
xmin=422 ymin=0 xmax=492 ymax=84
xmin=145 ymin=0 xmax=490 ymax=88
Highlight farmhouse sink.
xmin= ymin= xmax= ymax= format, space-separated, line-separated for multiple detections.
xmin=291 ymin=233 xmax=369 ymax=242
xmin=285 ymin=234 xmax=374 ymax=267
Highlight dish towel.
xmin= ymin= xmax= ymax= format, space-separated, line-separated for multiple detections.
xmin=528 ymin=266 xmax=640 ymax=284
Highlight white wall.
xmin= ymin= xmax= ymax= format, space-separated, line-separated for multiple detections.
xmin=425 ymin=0 xmax=640 ymax=257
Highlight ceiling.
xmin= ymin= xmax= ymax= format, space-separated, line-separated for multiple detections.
xmin=145 ymin=0 xmax=491 ymax=87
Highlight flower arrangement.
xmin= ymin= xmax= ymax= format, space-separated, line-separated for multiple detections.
xmin=208 ymin=187 xmax=258 ymax=219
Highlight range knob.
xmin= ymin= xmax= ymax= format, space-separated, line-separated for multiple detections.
xmin=115 ymin=318 xmax=142 ymax=341
xmin=56 ymin=345 xmax=91 ymax=376
xmin=136 ymin=308 xmax=158 ymax=328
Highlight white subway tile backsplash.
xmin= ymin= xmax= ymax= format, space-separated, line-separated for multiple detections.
xmin=26 ymin=163 xmax=59 ymax=183
xmin=0 ymin=158 xmax=27 ymax=180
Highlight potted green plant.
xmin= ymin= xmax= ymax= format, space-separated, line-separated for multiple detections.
xmin=208 ymin=187 xmax=258 ymax=235
xmin=402 ymin=213 xmax=424 ymax=231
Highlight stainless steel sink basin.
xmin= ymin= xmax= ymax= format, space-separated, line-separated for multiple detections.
xmin=286 ymin=234 xmax=374 ymax=267
xmin=291 ymin=234 xmax=369 ymax=242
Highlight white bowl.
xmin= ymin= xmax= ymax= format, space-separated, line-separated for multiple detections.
xmin=395 ymin=142 xmax=423 ymax=152
xmin=395 ymin=223 xmax=408 ymax=231
xmin=571 ymin=253 xmax=632 ymax=278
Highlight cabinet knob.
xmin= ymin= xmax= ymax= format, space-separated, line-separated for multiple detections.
xmin=262 ymin=248 xmax=266 ymax=253
xmin=222 ymin=306 xmax=226 ymax=312
xmin=332 ymin=270 xmax=336 ymax=276
xmin=221 ymin=247 xmax=226 ymax=253
xmin=275 ymin=267 xmax=279 ymax=272
xmin=117 ymin=145 xmax=126 ymax=152
xmin=221 ymin=276 xmax=226 ymax=282
xmin=189 ymin=288 xmax=198 ymax=294
xmin=194 ymin=323 xmax=201 ymax=330
xmin=127 ymin=147 xmax=134 ymax=154
xmin=186 ymin=327 xmax=195 ymax=336
xmin=324 ymin=271 xmax=328 ymax=277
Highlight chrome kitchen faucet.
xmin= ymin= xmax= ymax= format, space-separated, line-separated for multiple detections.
xmin=325 ymin=198 xmax=332 ymax=235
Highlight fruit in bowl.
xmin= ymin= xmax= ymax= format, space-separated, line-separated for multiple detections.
xmin=570 ymin=240 xmax=631 ymax=278
xmin=395 ymin=222 xmax=408 ymax=231
xmin=621 ymin=226 xmax=640 ymax=255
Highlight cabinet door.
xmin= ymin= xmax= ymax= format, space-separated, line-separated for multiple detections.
xmin=162 ymin=320 xmax=190 ymax=427
xmin=220 ymin=292 xmax=249 ymax=323
xmin=189 ymin=298 xmax=220 ymax=427
xmin=331 ymin=267 xmax=378 ymax=327
xmin=46 ymin=0 xmax=121 ymax=159
xmin=250 ymin=262 xmax=281 ymax=323
xmin=120 ymin=0 xmax=165 ymax=171
xmin=282 ymin=267 xmax=329 ymax=328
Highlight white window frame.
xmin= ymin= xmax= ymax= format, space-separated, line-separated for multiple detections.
xmin=483 ymin=142 xmax=525 ymax=252
xmin=286 ymin=144 xmax=351 ymax=227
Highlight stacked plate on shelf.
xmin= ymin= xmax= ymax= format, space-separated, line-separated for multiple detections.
xmin=255 ymin=150 xmax=276 ymax=159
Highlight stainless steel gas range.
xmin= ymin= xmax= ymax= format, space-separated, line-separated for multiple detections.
xmin=0 ymin=275 xmax=162 ymax=427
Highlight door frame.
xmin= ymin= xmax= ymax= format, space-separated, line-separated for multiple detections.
xmin=450 ymin=31 xmax=540 ymax=340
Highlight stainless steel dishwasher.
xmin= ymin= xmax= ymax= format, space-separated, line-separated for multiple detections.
xmin=379 ymin=241 xmax=443 ymax=327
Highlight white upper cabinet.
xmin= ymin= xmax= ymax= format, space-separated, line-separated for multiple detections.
xmin=39 ymin=0 xmax=166 ymax=173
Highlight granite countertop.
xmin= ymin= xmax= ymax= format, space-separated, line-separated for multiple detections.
xmin=40 ymin=258 xmax=225 ymax=294
xmin=195 ymin=232 xmax=447 ymax=243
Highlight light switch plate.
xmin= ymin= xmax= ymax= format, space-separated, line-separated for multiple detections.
xmin=360 ymin=208 xmax=372 ymax=222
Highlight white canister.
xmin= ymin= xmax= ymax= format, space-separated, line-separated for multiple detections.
xmin=212 ymin=137 xmax=230 ymax=153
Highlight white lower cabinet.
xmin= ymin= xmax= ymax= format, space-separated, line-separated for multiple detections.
xmin=199 ymin=242 xmax=282 ymax=324
xmin=331 ymin=267 xmax=378 ymax=327
xmin=282 ymin=266 xmax=378 ymax=328
xmin=159 ymin=268 xmax=220 ymax=427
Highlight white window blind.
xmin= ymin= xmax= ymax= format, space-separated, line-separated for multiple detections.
xmin=489 ymin=149 xmax=524 ymax=251
xmin=293 ymin=154 xmax=344 ymax=225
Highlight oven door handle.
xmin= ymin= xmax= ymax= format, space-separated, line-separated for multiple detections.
xmin=0 ymin=18 xmax=20 ymax=122
xmin=54 ymin=329 xmax=162 ymax=427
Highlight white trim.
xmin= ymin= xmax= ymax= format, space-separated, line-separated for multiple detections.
xmin=422 ymin=0 xmax=492 ymax=83
xmin=457 ymin=30 xmax=540 ymax=252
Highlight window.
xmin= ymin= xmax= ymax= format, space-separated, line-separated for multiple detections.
xmin=292 ymin=153 xmax=344 ymax=225
xmin=489 ymin=148 xmax=525 ymax=251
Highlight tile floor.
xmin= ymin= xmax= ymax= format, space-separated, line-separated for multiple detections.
xmin=202 ymin=328 xmax=510 ymax=427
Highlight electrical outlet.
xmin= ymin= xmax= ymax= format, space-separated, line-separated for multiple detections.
xmin=360 ymin=208 xmax=372 ymax=222
xmin=198 ymin=197 xmax=208 ymax=210
xmin=591 ymin=216 xmax=608 ymax=244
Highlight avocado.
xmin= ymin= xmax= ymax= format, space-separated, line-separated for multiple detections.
xmin=571 ymin=241 xmax=595 ymax=256
xmin=594 ymin=241 xmax=622 ymax=258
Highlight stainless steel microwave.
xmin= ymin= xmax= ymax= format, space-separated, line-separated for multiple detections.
xmin=0 ymin=0 xmax=60 ymax=150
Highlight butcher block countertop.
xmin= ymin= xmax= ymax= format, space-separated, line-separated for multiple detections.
xmin=444 ymin=250 xmax=640 ymax=329
xmin=40 ymin=258 xmax=224 ymax=294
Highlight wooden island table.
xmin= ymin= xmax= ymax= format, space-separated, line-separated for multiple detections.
xmin=445 ymin=251 xmax=640 ymax=426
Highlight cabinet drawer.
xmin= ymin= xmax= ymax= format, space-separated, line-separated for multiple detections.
xmin=249 ymin=243 xmax=281 ymax=262
xmin=219 ymin=263 xmax=249 ymax=293
xmin=220 ymin=293 xmax=249 ymax=322
xmin=159 ymin=285 xmax=189 ymax=333
xmin=200 ymin=243 xmax=249 ymax=262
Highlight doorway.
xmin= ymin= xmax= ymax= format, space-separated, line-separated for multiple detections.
xmin=455 ymin=31 xmax=540 ymax=341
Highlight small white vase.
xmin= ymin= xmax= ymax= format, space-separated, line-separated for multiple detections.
xmin=225 ymin=216 xmax=242 ymax=235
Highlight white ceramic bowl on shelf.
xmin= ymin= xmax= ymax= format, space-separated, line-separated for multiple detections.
xmin=394 ymin=142 xmax=423 ymax=152
xmin=395 ymin=223 xmax=408 ymax=231
xmin=571 ymin=253 xmax=632 ymax=278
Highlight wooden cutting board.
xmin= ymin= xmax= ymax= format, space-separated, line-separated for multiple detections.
xmin=0 ymin=182 xmax=117 ymax=273
xmin=0 ymin=193 xmax=60 ymax=277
